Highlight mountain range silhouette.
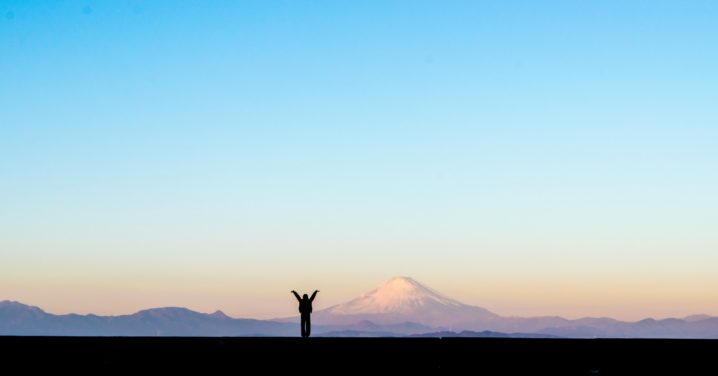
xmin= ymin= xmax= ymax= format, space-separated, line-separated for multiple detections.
xmin=2 ymin=277 xmax=717 ymax=337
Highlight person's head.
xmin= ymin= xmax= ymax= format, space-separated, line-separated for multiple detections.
xmin=303 ymin=294 xmax=308 ymax=300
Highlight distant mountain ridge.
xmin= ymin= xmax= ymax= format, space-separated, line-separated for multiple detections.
xmin=306 ymin=277 xmax=718 ymax=338
xmin=3 ymin=277 xmax=718 ymax=338
xmin=0 ymin=300 xmax=295 ymax=336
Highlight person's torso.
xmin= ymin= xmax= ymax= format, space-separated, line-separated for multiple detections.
xmin=299 ymin=299 xmax=312 ymax=314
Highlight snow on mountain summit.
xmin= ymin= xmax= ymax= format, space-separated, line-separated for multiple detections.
xmin=327 ymin=276 xmax=464 ymax=315
xmin=313 ymin=276 xmax=499 ymax=328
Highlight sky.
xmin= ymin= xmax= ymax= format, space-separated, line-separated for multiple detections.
xmin=1 ymin=1 xmax=717 ymax=321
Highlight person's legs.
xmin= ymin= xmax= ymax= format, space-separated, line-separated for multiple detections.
xmin=306 ymin=315 xmax=311 ymax=337
xmin=300 ymin=314 xmax=308 ymax=337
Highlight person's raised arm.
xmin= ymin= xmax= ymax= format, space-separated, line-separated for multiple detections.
xmin=291 ymin=290 xmax=301 ymax=302
xmin=309 ymin=290 xmax=319 ymax=302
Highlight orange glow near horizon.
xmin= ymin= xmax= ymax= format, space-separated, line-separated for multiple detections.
xmin=3 ymin=273 xmax=716 ymax=322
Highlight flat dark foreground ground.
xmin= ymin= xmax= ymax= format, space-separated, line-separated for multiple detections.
xmin=1 ymin=337 xmax=715 ymax=374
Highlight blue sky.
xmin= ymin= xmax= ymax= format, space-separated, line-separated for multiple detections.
xmin=1 ymin=1 xmax=717 ymax=319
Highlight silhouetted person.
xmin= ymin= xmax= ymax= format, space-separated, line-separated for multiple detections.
xmin=291 ymin=289 xmax=318 ymax=338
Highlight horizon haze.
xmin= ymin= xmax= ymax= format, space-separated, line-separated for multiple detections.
xmin=2 ymin=1 xmax=718 ymax=324
xmin=3 ymin=276 xmax=718 ymax=338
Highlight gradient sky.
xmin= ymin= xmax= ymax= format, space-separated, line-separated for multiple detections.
xmin=1 ymin=1 xmax=717 ymax=321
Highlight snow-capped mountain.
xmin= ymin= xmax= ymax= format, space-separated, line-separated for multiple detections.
xmin=3 ymin=278 xmax=718 ymax=337
xmin=325 ymin=276 xmax=466 ymax=314
xmin=313 ymin=276 xmax=498 ymax=327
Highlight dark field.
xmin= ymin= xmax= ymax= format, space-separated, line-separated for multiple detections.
xmin=1 ymin=336 xmax=715 ymax=374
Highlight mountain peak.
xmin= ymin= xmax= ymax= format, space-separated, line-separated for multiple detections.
xmin=683 ymin=314 xmax=713 ymax=322
xmin=0 ymin=300 xmax=46 ymax=313
xmin=133 ymin=307 xmax=199 ymax=319
xmin=325 ymin=276 xmax=465 ymax=316
xmin=209 ymin=310 xmax=231 ymax=319
xmin=381 ymin=276 xmax=424 ymax=290
xmin=0 ymin=300 xmax=48 ymax=322
xmin=314 ymin=276 xmax=498 ymax=327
